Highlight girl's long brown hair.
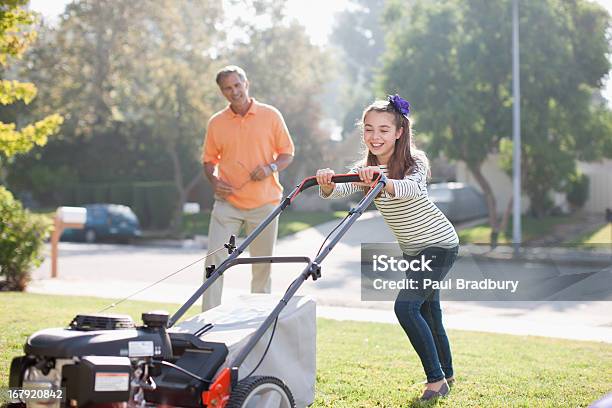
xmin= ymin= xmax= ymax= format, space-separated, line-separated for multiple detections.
xmin=360 ymin=100 xmax=427 ymax=179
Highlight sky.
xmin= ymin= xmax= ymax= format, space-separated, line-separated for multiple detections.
xmin=27 ymin=0 xmax=612 ymax=101
xmin=28 ymin=0 xmax=353 ymax=45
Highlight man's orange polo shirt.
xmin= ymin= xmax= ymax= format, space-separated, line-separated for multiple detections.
xmin=202 ymin=98 xmax=295 ymax=210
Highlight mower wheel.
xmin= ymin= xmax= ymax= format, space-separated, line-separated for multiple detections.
xmin=226 ymin=375 xmax=295 ymax=408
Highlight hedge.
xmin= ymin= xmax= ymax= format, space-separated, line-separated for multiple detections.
xmin=59 ymin=181 xmax=179 ymax=229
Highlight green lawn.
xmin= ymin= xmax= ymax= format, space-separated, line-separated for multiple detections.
xmin=182 ymin=210 xmax=347 ymax=239
xmin=2 ymin=293 xmax=611 ymax=407
xmin=458 ymin=215 xmax=573 ymax=244
xmin=569 ymin=223 xmax=612 ymax=247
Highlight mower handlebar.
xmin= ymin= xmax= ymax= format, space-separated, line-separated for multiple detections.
xmin=292 ymin=172 xmax=385 ymax=197
xmin=300 ymin=174 xmax=361 ymax=190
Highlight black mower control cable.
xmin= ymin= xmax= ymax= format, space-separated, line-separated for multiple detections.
xmin=157 ymin=361 xmax=211 ymax=385
xmin=243 ymin=316 xmax=279 ymax=380
xmin=243 ymin=194 xmax=364 ymax=380
xmin=97 ymin=244 xmax=228 ymax=313
xmin=316 ymin=212 xmax=352 ymax=257
xmin=245 ymin=206 xmax=353 ymax=379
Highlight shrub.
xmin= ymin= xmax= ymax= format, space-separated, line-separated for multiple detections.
xmin=566 ymin=172 xmax=589 ymax=210
xmin=0 ymin=186 xmax=52 ymax=291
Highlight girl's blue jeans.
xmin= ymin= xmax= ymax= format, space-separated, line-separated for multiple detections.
xmin=394 ymin=245 xmax=459 ymax=383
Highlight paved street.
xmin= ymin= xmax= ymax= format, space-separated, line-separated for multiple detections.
xmin=30 ymin=212 xmax=612 ymax=343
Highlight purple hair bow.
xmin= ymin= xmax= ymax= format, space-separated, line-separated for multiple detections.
xmin=388 ymin=94 xmax=410 ymax=117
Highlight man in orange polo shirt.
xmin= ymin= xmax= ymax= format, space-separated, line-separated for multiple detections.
xmin=201 ymin=65 xmax=294 ymax=311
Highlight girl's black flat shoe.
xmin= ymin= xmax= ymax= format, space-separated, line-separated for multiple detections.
xmin=420 ymin=382 xmax=450 ymax=401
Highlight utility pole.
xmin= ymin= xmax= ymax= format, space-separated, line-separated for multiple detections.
xmin=512 ymin=0 xmax=522 ymax=255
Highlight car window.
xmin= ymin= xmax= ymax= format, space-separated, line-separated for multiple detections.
xmin=87 ymin=207 xmax=105 ymax=222
xmin=113 ymin=206 xmax=138 ymax=222
xmin=456 ymin=189 xmax=468 ymax=201
xmin=428 ymin=188 xmax=453 ymax=202
xmin=466 ymin=187 xmax=482 ymax=203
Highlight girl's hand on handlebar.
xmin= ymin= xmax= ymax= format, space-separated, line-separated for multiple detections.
xmin=355 ymin=166 xmax=381 ymax=186
xmin=316 ymin=168 xmax=336 ymax=195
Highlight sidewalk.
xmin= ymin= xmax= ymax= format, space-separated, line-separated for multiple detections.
xmin=29 ymin=212 xmax=612 ymax=343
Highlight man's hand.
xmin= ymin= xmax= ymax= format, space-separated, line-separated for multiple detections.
xmin=204 ymin=162 xmax=234 ymax=198
xmin=250 ymin=164 xmax=272 ymax=181
xmin=213 ymin=178 xmax=234 ymax=198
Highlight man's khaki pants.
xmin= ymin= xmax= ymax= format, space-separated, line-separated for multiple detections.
xmin=201 ymin=200 xmax=278 ymax=311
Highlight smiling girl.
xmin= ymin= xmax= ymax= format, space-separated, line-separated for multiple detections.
xmin=316 ymin=95 xmax=459 ymax=401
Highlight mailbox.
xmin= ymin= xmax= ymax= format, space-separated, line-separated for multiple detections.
xmin=57 ymin=206 xmax=87 ymax=225
xmin=183 ymin=202 xmax=200 ymax=214
xmin=51 ymin=206 xmax=87 ymax=278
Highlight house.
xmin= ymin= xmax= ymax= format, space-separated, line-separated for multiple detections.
xmin=456 ymin=155 xmax=612 ymax=215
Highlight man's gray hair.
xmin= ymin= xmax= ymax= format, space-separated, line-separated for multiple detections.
xmin=215 ymin=65 xmax=248 ymax=85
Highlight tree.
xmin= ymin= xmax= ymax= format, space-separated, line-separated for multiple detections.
xmin=330 ymin=0 xmax=386 ymax=138
xmin=0 ymin=0 xmax=62 ymax=170
xmin=7 ymin=0 xmax=335 ymax=226
xmin=8 ymin=1 xmax=153 ymax=191
xmin=379 ymin=0 xmax=611 ymax=243
xmin=226 ymin=1 xmax=334 ymax=187
xmin=9 ymin=0 xmax=224 ymax=232
xmin=498 ymin=0 xmax=611 ymax=217
xmin=124 ymin=0 xmax=224 ymax=232
xmin=0 ymin=0 xmax=61 ymax=290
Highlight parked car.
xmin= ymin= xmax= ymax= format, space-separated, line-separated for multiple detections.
xmin=61 ymin=204 xmax=142 ymax=243
xmin=427 ymin=182 xmax=488 ymax=223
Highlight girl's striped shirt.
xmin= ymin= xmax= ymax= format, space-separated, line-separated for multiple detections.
xmin=321 ymin=160 xmax=459 ymax=256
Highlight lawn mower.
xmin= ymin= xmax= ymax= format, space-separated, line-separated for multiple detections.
xmin=8 ymin=172 xmax=386 ymax=408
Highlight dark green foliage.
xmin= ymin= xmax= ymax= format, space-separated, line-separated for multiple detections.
xmin=379 ymin=0 xmax=515 ymax=237
xmin=379 ymin=0 xmax=611 ymax=225
xmin=566 ymin=172 xmax=590 ymax=210
xmin=133 ymin=182 xmax=178 ymax=229
xmin=108 ymin=183 xmax=134 ymax=206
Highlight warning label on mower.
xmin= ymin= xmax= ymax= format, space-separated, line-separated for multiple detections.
xmin=128 ymin=340 xmax=154 ymax=357
xmin=94 ymin=373 xmax=129 ymax=392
